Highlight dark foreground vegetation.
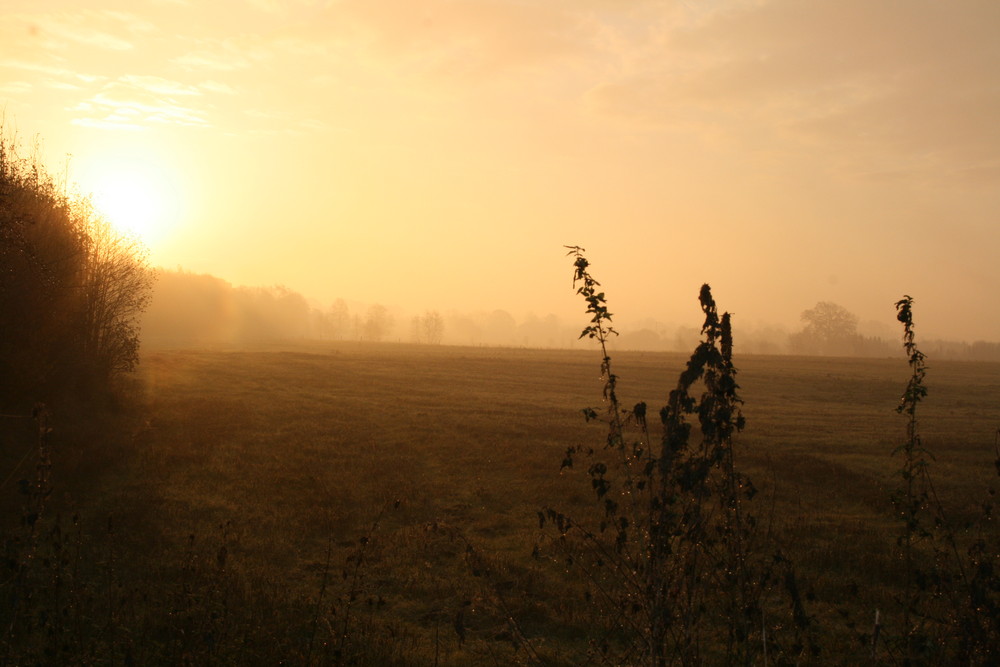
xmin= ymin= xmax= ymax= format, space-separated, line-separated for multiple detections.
xmin=0 ymin=132 xmax=152 ymax=409
xmin=2 ymin=319 xmax=998 ymax=664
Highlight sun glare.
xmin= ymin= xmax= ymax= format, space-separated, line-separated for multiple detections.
xmin=85 ymin=160 xmax=180 ymax=247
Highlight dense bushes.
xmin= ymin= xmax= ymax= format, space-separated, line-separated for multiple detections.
xmin=0 ymin=133 xmax=152 ymax=407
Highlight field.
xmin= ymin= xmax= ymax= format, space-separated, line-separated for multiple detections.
xmin=3 ymin=341 xmax=999 ymax=664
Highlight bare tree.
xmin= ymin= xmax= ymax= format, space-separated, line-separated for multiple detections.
xmin=411 ymin=310 xmax=444 ymax=344
xmin=76 ymin=213 xmax=154 ymax=382
xmin=422 ymin=310 xmax=444 ymax=344
xmin=363 ymin=304 xmax=393 ymax=342
xmin=328 ymin=298 xmax=350 ymax=340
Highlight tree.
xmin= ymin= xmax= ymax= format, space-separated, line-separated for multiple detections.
xmin=411 ymin=310 xmax=444 ymax=344
xmin=422 ymin=310 xmax=444 ymax=345
xmin=328 ymin=298 xmax=350 ymax=340
xmin=77 ymin=213 xmax=153 ymax=382
xmin=0 ymin=130 xmax=153 ymax=403
xmin=362 ymin=304 xmax=393 ymax=342
xmin=0 ymin=142 xmax=84 ymax=401
xmin=790 ymin=301 xmax=861 ymax=356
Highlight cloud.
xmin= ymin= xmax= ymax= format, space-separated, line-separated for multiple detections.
xmin=318 ymin=0 xmax=591 ymax=81
xmin=171 ymin=40 xmax=260 ymax=71
xmin=70 ymin=75 xmax=211 ymax=129
xmin=585 ymin=0 xmax=1000 ymax=184
xmin=245 ymin=0 xmax=284 ymax=14
xmin=29 ymin=12 xmax=137 ymax=51
xmin=0 ymin=81 xmax=32 ymax=95
xmin=120 ymin=74 xmax=203 ymax=96
xmin=101 ymin=10 xmax=157 ymax=34
xmin=239 ymin=107 xmax=335 ymax=136
xmin=43 ymin=79 xmax=83 ymax=91
xmin=0 ymin=58 xmax=108 ymax=98
xmin=198 ymin=80 xmax=237 ymax=95
xmin=1 ymin=58 xmax=101 ymax=82
xmin=71 ymin=115 xmax=145 ymax=131
xmin=172 ymin=51 xmax=248 ymax=72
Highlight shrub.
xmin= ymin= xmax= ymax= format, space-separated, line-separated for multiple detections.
xmin=0 ymin=130 xmax=152 ymax=406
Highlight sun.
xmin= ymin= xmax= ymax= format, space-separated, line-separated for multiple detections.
xmin=85 ymin=159 xmax=180 ymax=247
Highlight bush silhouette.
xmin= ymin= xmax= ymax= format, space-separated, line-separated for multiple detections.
xmin=0 ymin=131 xmax=152 ymax=406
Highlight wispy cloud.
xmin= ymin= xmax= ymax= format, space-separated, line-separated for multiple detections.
xmin=198 ymin=80 xmax=237 ymax=95
xmin=239 ymin=108 xmax=336 ymax=136
xmin=243 ymin=0 xmax=334 ymax=16
xmin=1 ymin=58 xmax=105 ymax=84
xmin=172 ymin=50 xmax=251 ymax=72
xmin=583 ymin=0 xmax=1000 ymax=185
xmin=119 ymin=74 xmax=203 ymax=97
xmin=70 ymin=75 xmax=211 ymax=129
xmin=100 ymin=10 xmax=157 ymax=35
xmin=30 ymin=13 xmax=136 ymax=51
xmin=42 ymin=79 xmax=83 ymax=92
xmin=244 ymin=0 xmax=283 ymax=14
xmin=71 ymin=114 xmax=145 ymax=132
xmin=171 ymin=38 xmax=265 ymax=72
xmin=0 ymin=81 xmax=33 ymax=95
xmin=357 ymin=0 xmax=583 ymax=73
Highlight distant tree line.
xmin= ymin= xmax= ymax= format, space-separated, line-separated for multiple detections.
xmin=142 ymin=271 xmax=310 ymax=345
xmin=920 ymin=339 xmax=1000 ymax=362
xmin=142 ymin=273 xmax=584 ymax=349
xmin=0 ymin=132 xmax=153 ymax=408
xmin=141 ymin=271 xmax=402 ymax=346
xmin=140 ymin=272 xmax=999 ymax=360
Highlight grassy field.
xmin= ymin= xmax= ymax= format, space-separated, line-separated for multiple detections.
xmin=2 ymin=341 xmax=999 ymax=664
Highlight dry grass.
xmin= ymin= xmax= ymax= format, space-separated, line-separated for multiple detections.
xmin=2 ymin=341 xmax=998 ymax=664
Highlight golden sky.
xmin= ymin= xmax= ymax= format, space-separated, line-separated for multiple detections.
xmin=3 ymin=0 xmax=998 ymax=341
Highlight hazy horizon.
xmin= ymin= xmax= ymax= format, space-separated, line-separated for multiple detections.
xmin=132 ymin=268 xmax=1000 ymax=363
xmin=3 ymin=0 xmax=998 ymax=342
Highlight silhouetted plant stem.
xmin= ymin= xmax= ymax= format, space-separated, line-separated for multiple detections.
xmin=550 ymin=247 xmax=803 ymax=666
xmin=893 ymin=295 xmax=929 ymax=661
xmin=888 ymin=297 xmax=1000 ymax=663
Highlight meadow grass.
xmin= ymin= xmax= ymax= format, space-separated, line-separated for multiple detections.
xmin=2 ymin=341 xmax=998 ymax=664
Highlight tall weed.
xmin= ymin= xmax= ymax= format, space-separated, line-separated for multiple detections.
xmin=538 ymin=247 xmax=813 ymax=665
xmin=886 ymin=296 xmax=1000 ymax=665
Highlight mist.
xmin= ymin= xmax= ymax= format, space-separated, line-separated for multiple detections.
xmin=140 ymin=268 xmax=1000 ymax=361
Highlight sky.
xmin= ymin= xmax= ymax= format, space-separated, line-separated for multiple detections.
xmin=2 ymin=0 xmax=999 ymax=342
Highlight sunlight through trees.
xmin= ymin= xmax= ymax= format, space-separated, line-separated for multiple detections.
xmin=0 ymin=132 xmax=153 ymax=405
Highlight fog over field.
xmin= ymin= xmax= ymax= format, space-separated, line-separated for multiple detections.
xmin=6 ymin=4 xmax=1000 ymax=663
xmin=137 ymin=267 xmax=1000 ymax=361
xmin=2 ymin=0 xmax=999 ymax=343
